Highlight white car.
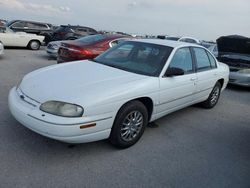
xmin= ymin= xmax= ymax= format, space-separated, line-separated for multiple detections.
xmin=0 ymin=27 xmax=44 ymax=50
xmin=8 ymin=39 xmax=229 ymax=148
xmin=0 ymin=41 xmax=4 ymax=55
xmin=178 ymin=37 xmax=201 ymax=44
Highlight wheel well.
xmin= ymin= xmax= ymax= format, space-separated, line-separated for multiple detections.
xmin=28 ymin=40 xmax=41 ymax=46
xmin=127 ymin=97 xmax=154 ymax=121
xmin=217 ymin=79 xmax=224 ymax=88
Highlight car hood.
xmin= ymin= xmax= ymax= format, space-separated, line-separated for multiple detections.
xmin=217 ymin=35 xmax=250 ymax=55
xmin=19 ymin=60 xmax=151 ymax=106
xmin=216 ymin=35 xmax=250 ymax=68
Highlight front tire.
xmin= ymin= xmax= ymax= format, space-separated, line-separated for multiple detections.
xmin=109 ymin=101 xmax=148 ymax=148
xmin=201 ymin=82 xmax=221 ymax=108
xmin=28 ymin=40 xmax=40 ymax=50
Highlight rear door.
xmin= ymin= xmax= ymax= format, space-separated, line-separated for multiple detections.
xmin=157 ymin=47 xmax=197 ymax=117
xmin=192 ymin=47 xmax=218 ymax=101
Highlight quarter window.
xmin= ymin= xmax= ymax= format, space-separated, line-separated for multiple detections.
xmin=193 ymin=48 xmax=212 ymax=71
xmin=168 ymin=48 xmax=193 ymax=74
xmin=207 ymin=52 xmax=217 ymax=68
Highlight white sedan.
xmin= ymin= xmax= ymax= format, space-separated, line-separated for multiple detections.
xmin=8 ymin=39 xmax=229 ymax=148
xmin=0 ymin=27 xmax=44 ymax=50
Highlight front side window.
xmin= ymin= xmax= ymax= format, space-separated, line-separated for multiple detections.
xmin=168 ymin=48 xmax=193 ymax=74
xmin=94 ymin=41 xmax=173 ymax=76
xmin=193 ymin=48 xmax=212 ymax=71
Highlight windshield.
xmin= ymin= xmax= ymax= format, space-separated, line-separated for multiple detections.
xmin=5 ymin=27 xmax=14 ymax=33
xmin=76 ymin=34 xmax=106 ymax=44
xmin=94 ymin=41 xmax=173 ymax=77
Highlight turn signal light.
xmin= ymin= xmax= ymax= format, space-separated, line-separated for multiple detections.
xmin=79 ymin=123 xmax=96 ymax=129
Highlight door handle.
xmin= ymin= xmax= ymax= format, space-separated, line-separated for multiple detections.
xmin=190 ymin=78 xmax=196 ymax=81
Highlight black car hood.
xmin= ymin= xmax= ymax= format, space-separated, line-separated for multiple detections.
xmin=217 ymin=35 xmax=250 ymax=55
xmin=216 ymin=35 xmax=250 ymax=68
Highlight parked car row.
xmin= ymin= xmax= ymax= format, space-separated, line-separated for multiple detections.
xmin=4 ymin=20 xmax=99 ymax=44
xmin=46 ymin=32 xmax=249 ymax=87
xmin=1 ymin=18 xmax=249 ymax=89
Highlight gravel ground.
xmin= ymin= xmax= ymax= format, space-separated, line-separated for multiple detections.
xmin=0 ymin=48 xmax=250 ymax=188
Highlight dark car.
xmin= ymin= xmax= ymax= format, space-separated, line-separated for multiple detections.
xmin=157 ymin=35 xmax=180 ymax=41
xmin=57 ymin=34 xmax=131 ymax=63
xmin=0 ymin=19 xmax=7 ymax=26
xmin=51 ymin=25 xmax=98 ymax=41
xmin=217 ymin=35 xmax=250 ymax=87
xmin=7 ymin=20 xmax=53 ymax=44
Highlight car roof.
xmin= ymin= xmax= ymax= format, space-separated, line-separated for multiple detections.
xmin=132 ymin=38 xmax=202 ymax=48
xmin=8 ymin=20 xmax=51 ymax=25
xmin=60 ymin=25 xmax=96 ymax=29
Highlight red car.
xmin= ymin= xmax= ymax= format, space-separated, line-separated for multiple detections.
xmin=57 ymin=34 xmax=131 ymax=63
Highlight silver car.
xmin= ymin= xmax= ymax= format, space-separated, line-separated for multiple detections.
xmin=46 ymin=40 xmax=65 ymax=58
xmin=217 ymin=35 xmax=250 ymax=87
xmin=0 ymin=41 xmax=4 ymax=56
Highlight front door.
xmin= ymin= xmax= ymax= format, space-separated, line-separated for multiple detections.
xmin=157 ymin=47 xmax=197 ymax=118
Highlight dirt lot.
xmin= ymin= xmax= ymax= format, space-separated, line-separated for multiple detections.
xmin=0 ymin=48 xmax=250 ymax=188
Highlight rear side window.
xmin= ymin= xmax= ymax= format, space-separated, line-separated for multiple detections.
xmin=76 ymin=34 xmax=105 ymax=44
xmin=193 ymin=48 xmax=212 ymax=71
xmin=207 ymin=52 xmax=217 ymax=68
xmin=168 ymin=48 xmax=194 ymax=74
xmin=27 ymin=22 xmax=48 ymax=29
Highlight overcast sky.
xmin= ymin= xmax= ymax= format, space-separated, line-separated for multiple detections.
xmin=0 ymin=0 xmax=249 ymax=40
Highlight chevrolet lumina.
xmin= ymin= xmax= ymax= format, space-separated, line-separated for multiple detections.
xmin=8 ymin=39 xmax=229 ymax=148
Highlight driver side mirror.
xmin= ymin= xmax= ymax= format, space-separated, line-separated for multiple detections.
xmin=165 ymin=67 xmax=184 ymax=77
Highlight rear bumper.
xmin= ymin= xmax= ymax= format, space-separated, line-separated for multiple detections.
xmin=8 ymin=87 xmax=113 ymax=143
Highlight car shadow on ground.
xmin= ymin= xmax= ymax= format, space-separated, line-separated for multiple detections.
xmin=36 ymin=53 xmax=56 ymax=61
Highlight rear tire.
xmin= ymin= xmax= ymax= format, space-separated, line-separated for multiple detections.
xmin=109 ymin=101 xmax=148 ymax=148
xmin=28 ymin=40 xmax=40 ymax=50
xmin=201 ymin=82 xmax=221 ymax=108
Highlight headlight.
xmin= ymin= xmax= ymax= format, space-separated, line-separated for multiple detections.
xmin=52 ymin=44 xmax=59 ymax=49
xmin=238 ymin=69 xmax=250 ymax=74
xmin=40 ymin=101 xmax=84 ymax=117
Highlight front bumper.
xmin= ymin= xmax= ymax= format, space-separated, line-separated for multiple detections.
xmin=8 ymin=87 xmax=113 ymax=143
xmin=46 ymin=48 xmax=58 ymax=58
xmin=229 ymin=72 xmax=250 ymax=87
xmin=0 ymin=44 xmax=4 ymax=55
